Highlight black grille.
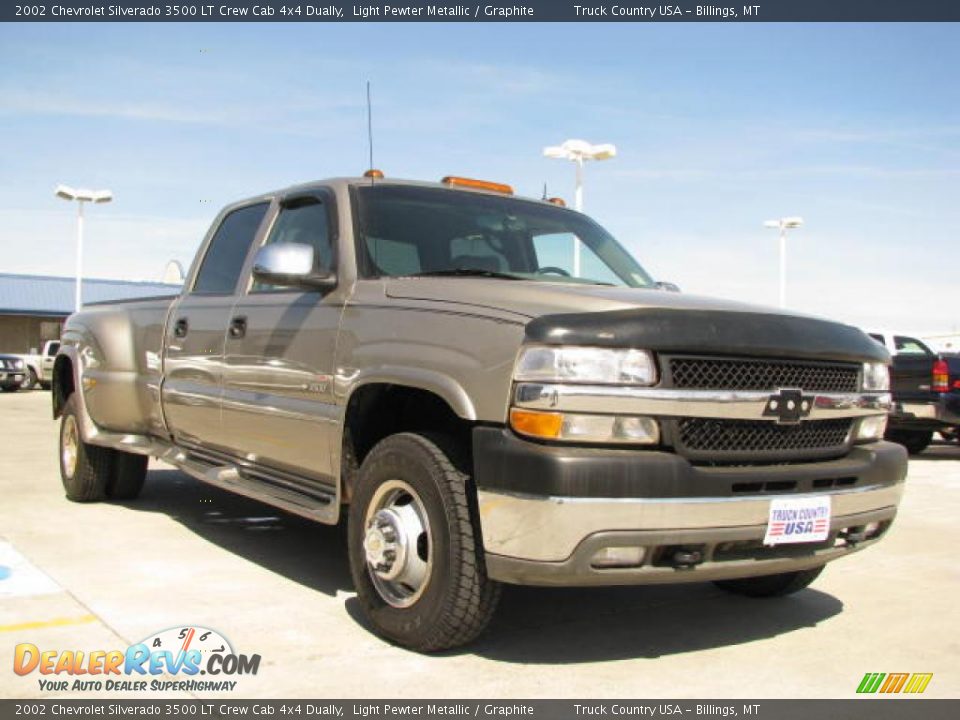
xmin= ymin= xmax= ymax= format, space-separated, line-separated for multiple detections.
xmin=676 ymin=418 xmax=854 ymax=454
xmin=669 ymin=357 xmax=859 ymax=393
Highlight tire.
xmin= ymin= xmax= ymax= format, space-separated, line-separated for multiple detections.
xmin=886 ymin=429 xmax=933 ymax=455
xmin=714 ymin=566 xmax=824 ymax=598
xmin=0 ymin=384 xmax=18 ymax=392
xmin=59 ymin=394 xmax=113 ymax=502
xmin=20 ymin=368 xmax=37 ymax=391
xmin=107 ymin=452 xmax=148 ymax=500
xmin=347 ymin=432 xmax=500 ymax=652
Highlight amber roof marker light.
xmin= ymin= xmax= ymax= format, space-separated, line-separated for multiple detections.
xmin=441 ymin=176 xmax=514 ymax=195
xmin=364 ymin=169 xmax=384 ymax=179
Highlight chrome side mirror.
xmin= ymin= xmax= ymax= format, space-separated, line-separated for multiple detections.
xmin=251 ymin=243 xmax=336 ymax=290
xmin=654 ymin=281 xmax=681 ymax=292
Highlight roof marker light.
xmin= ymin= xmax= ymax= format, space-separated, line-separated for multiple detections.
xmin=441 ymin=176 xmax=513 ymax=195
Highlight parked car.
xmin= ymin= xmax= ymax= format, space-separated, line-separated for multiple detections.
xmin=0 ymin=353 xmax=26 ymax=392
xmin=51 ymin=174 xmax=907 ymax=651
xmin=867 ymin=332 xmax=960 ymax=454
xmin=18 ymin=340 xmax=60 ymax=390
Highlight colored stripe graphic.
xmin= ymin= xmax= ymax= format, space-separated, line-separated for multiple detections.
xmin=880 ymin=673 xmax=909 ymax=693
xmin=857 ymin=672 xmax=885 ymax=693
xmin=903 ymin=673 xmax=933 ymax=694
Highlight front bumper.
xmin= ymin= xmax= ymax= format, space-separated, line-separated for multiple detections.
xmin=473 ymin=428 xmax=907 ymax=586
xmin=0 ymin=370 xmax=25 ymax=386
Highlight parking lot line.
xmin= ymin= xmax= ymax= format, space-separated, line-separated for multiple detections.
xmin=0 ymin=614 xmax=98 ymax=633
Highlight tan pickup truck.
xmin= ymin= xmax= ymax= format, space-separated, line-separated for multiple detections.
xmin=52 ymin=174 xmax=906 ymax=651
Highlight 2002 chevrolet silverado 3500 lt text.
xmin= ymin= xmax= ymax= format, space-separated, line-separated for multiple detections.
xmin=52 ymin=175 xmax=907 ymax=651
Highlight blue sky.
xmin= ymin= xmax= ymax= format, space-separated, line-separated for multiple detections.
xmin=1 ymin=22 xmax=957 ymax=333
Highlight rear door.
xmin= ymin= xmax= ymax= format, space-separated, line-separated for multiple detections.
xmin=162 ymin=201 xmax=270 ymax=451
xmin=219 ymin=190 xmax=342 ymax=490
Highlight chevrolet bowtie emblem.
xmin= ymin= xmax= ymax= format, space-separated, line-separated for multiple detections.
xmin=763 ymin=388 xmax=814 ymax=424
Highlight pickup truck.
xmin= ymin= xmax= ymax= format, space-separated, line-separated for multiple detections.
xmin=52 ymin=174 xmax=907 ymax=651
xmin=867 ymin=331 xmax=960 ymax=454
xmin=1 ymin=353 xmax=26 ymax=392
xmin=18 ymin=340 xmax=60 ymax=390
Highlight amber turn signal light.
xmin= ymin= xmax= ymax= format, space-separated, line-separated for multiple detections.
xmin=509 ymin=408 xmax=563 ymax=439
xmin=441 ymin=176 xmax=514 ymax=195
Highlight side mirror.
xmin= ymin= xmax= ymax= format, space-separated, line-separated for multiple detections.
xmin=251 ymin=242 xmax=336 ymax=290
xmin=654 ymin=281 xmax=681 ymax=292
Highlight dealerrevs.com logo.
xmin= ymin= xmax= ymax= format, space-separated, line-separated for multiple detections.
xmin=13 ymin=625 xmax=261 ymax=693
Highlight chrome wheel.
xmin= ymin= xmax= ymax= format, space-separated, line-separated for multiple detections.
xmin=363 ymin=479 xmax=433 ymax=608
xmin=61 ymin=414 xmax=79 ymax=480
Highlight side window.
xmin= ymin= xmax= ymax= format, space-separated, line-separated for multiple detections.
xmin=868 ymin=333 xmax=886 ymax=346
xmin=532 ymin=232 xmax=625 ymax=286
xmin=193 ymin=203 xmax=269 ymax=294
xmin=47 ymin=342 xmax=60 ymax=356
xmin=894 ymin=336 xmax=932 ymax=355
xmin=253 ymin=197 xmax=333 ymax=291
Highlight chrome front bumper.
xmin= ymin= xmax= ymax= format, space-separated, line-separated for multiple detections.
xmin=478 ymin=481 xmax=904 ymax=564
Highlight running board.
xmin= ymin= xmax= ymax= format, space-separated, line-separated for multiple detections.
xmin=165 ymin=445 xmax=340 ymax=525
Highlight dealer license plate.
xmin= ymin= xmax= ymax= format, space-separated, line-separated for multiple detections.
xmin=763 ymin=495 xmax=832 ymax=546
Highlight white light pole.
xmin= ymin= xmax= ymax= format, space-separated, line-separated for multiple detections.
xmin=55 ymin=185 xmax=113 ymax=312
xmin=764 ymin=216 xmax=804 ymax=308
xmin=543 ymin=139 xmax=617 ymax=276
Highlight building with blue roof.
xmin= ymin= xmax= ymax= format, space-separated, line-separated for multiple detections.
xmin=0 ymin=273 xmax=180 ymax=352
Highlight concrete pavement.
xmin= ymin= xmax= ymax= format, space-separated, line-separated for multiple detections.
xmin=1 ymin=390 xmax=957 ymax=699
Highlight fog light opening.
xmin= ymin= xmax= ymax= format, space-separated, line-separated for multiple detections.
xmin=590 ymin=546 xmax=645 ymax=569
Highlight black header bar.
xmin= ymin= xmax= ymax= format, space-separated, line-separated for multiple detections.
xmin=5 ymin=1 xmax=960 ymax=23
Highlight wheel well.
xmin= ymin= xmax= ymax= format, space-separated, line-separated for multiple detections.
xmin=52 ymin=356 xmax=75 ymax=418
xmin=341 ymin=384 xmax=473 ymax=502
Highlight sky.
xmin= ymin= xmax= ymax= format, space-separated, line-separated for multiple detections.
xmin=0 ymin=22 xmax=957 ymax=334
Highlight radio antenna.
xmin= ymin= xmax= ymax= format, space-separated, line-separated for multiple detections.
xmin=366 ymin=80 xmax=375 ymax=183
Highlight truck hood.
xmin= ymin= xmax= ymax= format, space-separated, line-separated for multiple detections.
xmin=384 ymin=278 xmax=887 ymax=364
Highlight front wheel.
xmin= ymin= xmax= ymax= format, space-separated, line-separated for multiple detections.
xmin=347 ymin=432 xmax=500 ymax=652
xmin=714 ymin=566 xmax=824 ymax=598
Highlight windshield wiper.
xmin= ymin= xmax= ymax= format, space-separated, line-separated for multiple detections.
xmin=406 ymin=268 xmax=526 ymax=280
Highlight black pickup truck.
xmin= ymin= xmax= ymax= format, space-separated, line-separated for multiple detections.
xmin=868 ymin=332 xmax=960 ymax=454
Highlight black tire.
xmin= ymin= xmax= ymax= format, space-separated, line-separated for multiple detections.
xmin=20 ymin=368 xmax=37 ymax=391
xmin=59 ymin=394 xmax=113 ymax=502
xmin=714 ymin=566 xmax=824 ymax=598
xmin=108 ymin=452 xmax=148 ymax=500
xmin=347 ymin=432 xmax=500 ymax=652
xmin=886 ymin=429 xmax=933 ymax=455
xmin=0 ymin=384 xmax=18 ymax=392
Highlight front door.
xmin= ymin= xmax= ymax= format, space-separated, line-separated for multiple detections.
xmin=220 ymin=191 xmax=342 ymax=489
xmin=162 ymin=201 xmax=270 ymax=451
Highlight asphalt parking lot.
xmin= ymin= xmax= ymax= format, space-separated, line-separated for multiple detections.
xmin=1 ymin=390 xmax=958 ymax=699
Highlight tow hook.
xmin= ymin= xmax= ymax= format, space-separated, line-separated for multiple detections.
xmin=670 ymin=547 xmax=704 ymax=569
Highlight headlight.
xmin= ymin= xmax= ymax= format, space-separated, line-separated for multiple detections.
xmin=862 ymin=362 xmax=890 ymax=392
xmin=14 ymin=359 xmax=24 ymax=369
xmin=515 ymin=346 xmax=657 ymax=385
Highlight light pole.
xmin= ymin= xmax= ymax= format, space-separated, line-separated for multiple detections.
xmin=543 ymin=139 xmax=617 ymax=276
xmin=764 ymin=216 xmax=804 ymax=308
xmin=55 ymin=185 xmax=113 ymax=312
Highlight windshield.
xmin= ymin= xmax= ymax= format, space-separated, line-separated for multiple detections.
xmin=353 ymin=184 xmax=654 ymax=287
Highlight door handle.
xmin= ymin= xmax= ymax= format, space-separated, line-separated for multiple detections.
xmin=173 ymin=318 xmax=189 ymax=338
xmin=228 ymin=316 xmax=247 ymax=339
